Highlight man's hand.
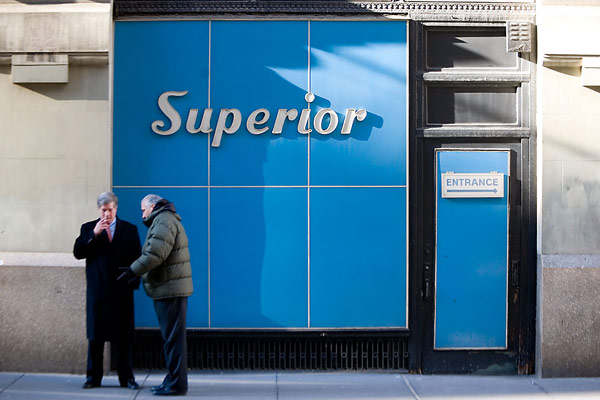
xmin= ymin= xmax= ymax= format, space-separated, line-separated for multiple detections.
xmin=93 ymin=218 xmax=110 ymax=237
xmin=117 ymin=268 xmax=137 ymax=285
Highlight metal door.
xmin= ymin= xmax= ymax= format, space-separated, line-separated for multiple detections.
xmin=416 ymin=141 xmax=526 ymax=374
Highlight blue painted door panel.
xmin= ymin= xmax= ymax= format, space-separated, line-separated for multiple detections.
xmin=435 ymin=150 xmax=509 ymax=349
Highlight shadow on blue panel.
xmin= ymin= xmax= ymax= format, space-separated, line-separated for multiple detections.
xmin=307 ymin=93 xmax=383 ymax=145
xmin=309 ymin=20 xmax=403 ymax=143
xmin=310 ymin=21 xmax=407 ymax=186
xmin=210 ymin=21 xmax=389 ymax=187
xmin=311 ymin=21 xmax=407 ymax=81
xmin=209 ymin=22 xmax=309 ymax=328
xmin=210 ymin=21 xmax=307 ymax=187
xmin=310 ymin=94 xmax=383 ymax=144
xmin=210 ymin=188 xmax=308 ymax=328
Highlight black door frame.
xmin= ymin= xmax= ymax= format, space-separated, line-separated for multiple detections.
xmin=407 ymin=20 xmax=537 ymax=374
xmin=409 ymin=137 xmax=536 ymax=374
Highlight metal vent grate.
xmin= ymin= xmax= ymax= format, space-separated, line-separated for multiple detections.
xmin=506 ymin=21 xmax=532 ymax=53
xmin=133 ymin=330 xmax=409 ymax=371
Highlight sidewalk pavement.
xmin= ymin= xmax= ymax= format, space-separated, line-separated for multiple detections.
xmin=1 ymin=371 xmax=600 ymax=400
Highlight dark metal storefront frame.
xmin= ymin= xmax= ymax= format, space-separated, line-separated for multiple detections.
xmin=408 ymin=17 xmax=537 ymax=374
xmin=112 ymin=0 xmax=536 ymax=373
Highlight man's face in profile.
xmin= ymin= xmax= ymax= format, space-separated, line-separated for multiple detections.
xmin=141 ymin=201 xmax=154 ymax=219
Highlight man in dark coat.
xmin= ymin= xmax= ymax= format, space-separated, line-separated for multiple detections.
xmin=73 ymin=192 xmax=141 ymax=390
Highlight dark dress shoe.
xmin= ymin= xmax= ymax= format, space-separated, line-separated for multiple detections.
xmin=152 ymin=387 xmax=187 ymax=396
xmin=151 ymin=383 xmax=166 ymax=392
xmin=120 ymin=379 xmax=140 ymax=390
xmin=82 ymin=379 xmax=100 ymax=389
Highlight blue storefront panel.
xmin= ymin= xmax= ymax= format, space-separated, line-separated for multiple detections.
xmin=310 ymin=187 xmax=407 ymax=328
xmin=113 ymin=21 xmax=209 ymax=187
xmin=113 ymin=187 xmax=209 ymax=328
xmin=435 ymin=150 xmax=509 ymax=349
xmin=310 ymin=21 xmax=407 ymax=186
xmin=211 ymin=188 xmax=308 ymax=327
xmin=210 ymin=21 xmax=309 ymax=187
xmin=113 ymin=20 xmax=408 ymax=329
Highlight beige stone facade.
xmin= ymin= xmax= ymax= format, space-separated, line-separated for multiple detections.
xmin=0 ymin=1 xmax=110 ymax=373
xmin=537 ymin=0 xmax=600 ymax=377
xmin=1 ymin=0 xmax=600 ymax=377
xmin=0 ymin=2 xmax=111 ymax=252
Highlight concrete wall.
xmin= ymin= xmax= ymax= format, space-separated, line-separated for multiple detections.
xmin=540 ymin=66 xmax=600 ymax=253
xmin=540 ymin=256 xmax=600 ymax=377
xmin=0 ymin=63 xmax=110 ymax=252
xmin=0 ymin=253 xmax=87 ymax=373
xmin=538 ymin=0 xmax=600 ymax=377
xmin=0 ymin=3 xmax=110 ymax=374
xmin=0 ymin=2 xmax=111 ymax=253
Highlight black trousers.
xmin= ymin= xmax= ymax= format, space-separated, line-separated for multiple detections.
xmin=154 ymin=297 xmax=188 ymax=393
xmin=86 ymin=337 xmax=134 ymax=385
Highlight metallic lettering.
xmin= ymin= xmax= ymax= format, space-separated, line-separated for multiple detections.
xmin=297 ymin=108 xmax=312 ymax=135
xmin=186 ymin=108 xmax=213 ymax=134
xmin=314 ymin=109 xmax=338 ymax=135
xmin=341 ymin=109 xmax=367 ymax=134
xmin=272 ymin=109 xmax=299 ymax=135
xmin=151 ymin=91 xmax=188 ymax=135
xmin=150 ymin=91 xmax=369 ymax=147
xmin=213 ymin=109 xmax=241 ymax=147
xmin=247 ymin=108 xmax=270 ymax=135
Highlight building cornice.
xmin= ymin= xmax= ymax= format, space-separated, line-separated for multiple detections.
xmin=0 ymin=3 xmax=110 ymax=55
xmin=113 ymin=1 xmax=535 ymax=22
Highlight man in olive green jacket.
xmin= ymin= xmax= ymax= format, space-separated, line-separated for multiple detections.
xmin=119 ymin=194 xmax=193 ymax=396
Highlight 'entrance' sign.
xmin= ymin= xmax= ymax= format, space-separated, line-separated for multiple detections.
xmin=441 ymin=172 xmax=504 ymax=198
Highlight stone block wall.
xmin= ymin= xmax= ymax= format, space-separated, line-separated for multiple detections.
xmin=539 ymin=256 xmax=600 ymax=377
xmin=538 ymin=1 xmax=600 ymax=377
xmin=0 ymin=253 xmax=87 ymax=373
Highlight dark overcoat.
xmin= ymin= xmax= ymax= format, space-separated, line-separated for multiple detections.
xmin=74 ymin=217 xmax=141 ymax=341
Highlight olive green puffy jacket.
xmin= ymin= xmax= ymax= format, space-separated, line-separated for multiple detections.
xmin=130 ymin=203 xmax=193 ymax=300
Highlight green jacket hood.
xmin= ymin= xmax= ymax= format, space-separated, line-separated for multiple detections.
xmin=143 ymin=199 xmax=181 ymax=227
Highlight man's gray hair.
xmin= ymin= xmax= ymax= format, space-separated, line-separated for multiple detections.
xmin=97 ymin=191 xmax=118 ymax=207
xmin=142 ymin=194 xmax=163 ymax=206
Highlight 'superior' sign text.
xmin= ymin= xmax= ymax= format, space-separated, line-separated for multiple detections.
xmin=151 ymin=91 xmax=368 ymax=147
